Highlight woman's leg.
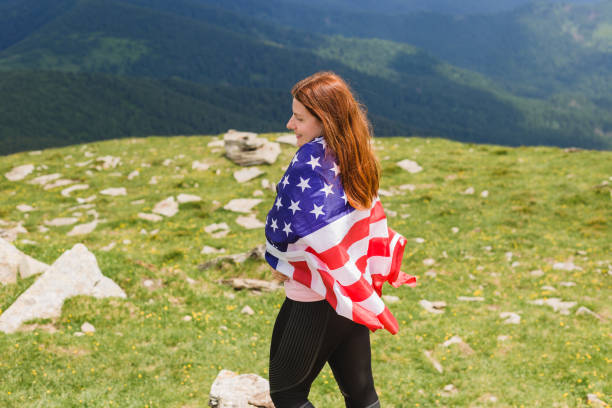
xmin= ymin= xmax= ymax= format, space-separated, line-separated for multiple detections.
xmin=269 ymin=298 xmax=331 ymax=408
xmin=327 ymin=322 xmax=379 ymax=408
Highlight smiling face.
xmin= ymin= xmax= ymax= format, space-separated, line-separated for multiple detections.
xmin=286 ymin=98 xmax=323 ymax=147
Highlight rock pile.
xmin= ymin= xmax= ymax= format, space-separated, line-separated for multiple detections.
xmin=224 ymin=130 xmax=281 ymax=166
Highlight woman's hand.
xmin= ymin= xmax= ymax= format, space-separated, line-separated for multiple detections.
xmin=271 ymin=269 xmax=289 ymax=282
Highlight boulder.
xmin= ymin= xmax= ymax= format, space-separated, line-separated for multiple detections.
xmin=0 ymin=243 xmax=126 ymax=333
xmin=153 ymin=196 xmax=179 ymax=217
xmin=5 ymin=164 xmax=35 ymax=181
xmin=0 ymin=238 xmax=49 ymax=285
xmin=209 ymin=369 xmax=274 ymax=408
xmin=224 ymin=130 xmax=281 ymax=166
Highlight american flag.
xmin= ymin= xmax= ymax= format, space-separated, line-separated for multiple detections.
xmin=265 ymin=137 xmax=416 ymax=334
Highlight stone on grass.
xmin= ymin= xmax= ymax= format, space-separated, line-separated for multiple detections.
xmin=442 ymin=335 xmax=475 ymax=355
xmin=17 ymin=204 xmax=35 ymax=212
xmin=100 ymin=187 xmax=127 ymax=196
xmin=77 ymin=195 xmax=97 ymax=204
xmin=382 ymin=295 xmax=399 ymax=303
xmin=29 ymin=173 xmax=61 ymax=186
xmin=423 ymin=350 xmax=443 ymax=373
xmin=462 ymin=187 xmax=475 ymax=195
xmin=61 ymin=184 xmax=90 ymax=197
xmin=396 ymin=159 xmax=422 ymax=173
xmin=224 ymin=130 xmax=281 ymax=166
xmin=530 ymin=269 xmax=545 ymax=277
xmin=0 ymin=223 xmax=28 ymax=243
xmin=153 ymin=196 xmax=178 ymax=217
xmin=205 ymin=223 xmax=230 ymax=238
xmin=241 ymin=305 xmax=255 ymax=315
xmin=0 ymin=244 xmax=126 ymax=333
xmin=192 ymin=160 xmax=210 ymax=171
xmin=559 ymin=281 xmax=576 ymax=287
xmin=276 ymin=134 xmax=297 ymax=146
xmin=0 ymin=238 xmax=49 ymax=285
xmin=81 ymin=322 xmax=95 ymax=333
xmin=5 ymin=164 xmax=35 ymax=181
xmin=209 ymin=369 xmax=273 ymax=408
xmin=500 ymin=312 xmax=521 ymax=324
xmin=529 ymin=298 xmax=577 ymax=315
xmin=441 ymin=384 xmax=458 ymax=397
xmin=236 ymin=215 xmax=265 ymax=229
xmin=422 ymin=258 xmax=436 ymax=266
xmin=67 ymin=220 xmax=98 ymax=236
xmin=220 ymin=278 xmax=280 ymax=293
xmin=199 ymin=245 xmax=266 ymax=271
xmin=458 ymin=296 xmax=485 ymax=302
xmin=177 ymin=194 xmax=202 ymax=204
xmin=234 ymin=167 xmax=264 ymax=183
xmin=201 ymin=246 xmax=226 ymax=255
xmin=553 ymin=261 xmax=582 ymax=271
xmin=587 ymin=393 xmax=607 ymax=408
xmin=45 ymin=217 xmax=78 ymax=227
xmin=481 ymin=190 xmax=489 ymax=198
xmin=224 ymin=198 xmax=262 ymax=213
xmin=419 ymin=299 xmax=446 ymax=314
xmin=44 ymin=179 xmax=76 ymax=190
xmin=96 ymin=156 xmax=121 ymax=169
xmin=576 ymin=306 xmax=604 ymax=321
xmin=127 ymin=170 xmax=139 ymax=180
xmin=138 ymin=213 xmax=163 ymax=222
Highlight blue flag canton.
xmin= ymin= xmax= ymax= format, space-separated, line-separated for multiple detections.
xmin=265 ymin=137 xmax=354 ymax=249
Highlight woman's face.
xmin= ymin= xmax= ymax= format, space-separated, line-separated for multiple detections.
xmin=286 ymin=98 xmax=323 ymax=147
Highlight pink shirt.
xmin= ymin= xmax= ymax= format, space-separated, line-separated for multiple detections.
xmin=284 ymin=278 xmax=325 ymax=302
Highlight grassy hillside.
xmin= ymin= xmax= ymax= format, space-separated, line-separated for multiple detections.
xmin=0 ymin=135 xmax=610 ymax=406
xmin=0 ymin=0 xmax=610 ymax=155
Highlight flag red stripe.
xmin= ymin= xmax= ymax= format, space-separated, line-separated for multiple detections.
xmin=340 ymin=276 xmax=374 ymax=302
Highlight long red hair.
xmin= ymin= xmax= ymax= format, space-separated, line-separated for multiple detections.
xmin=291 ymin=71 xmax=380 ymax=210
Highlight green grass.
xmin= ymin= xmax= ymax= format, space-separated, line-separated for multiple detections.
xmin=0 ymin=134 xmax=610 ymax=407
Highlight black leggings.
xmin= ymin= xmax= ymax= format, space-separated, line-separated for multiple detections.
xmin=269 ymin=298 xmax=380 ymax=408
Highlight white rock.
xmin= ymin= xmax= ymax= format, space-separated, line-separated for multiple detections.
xmin=29 ymin=173 xmax=61 ymax=185
xmin=192 ymin=160 xmax=210 ymax=171
xmin=382 ymin=295 xmax=399 ymax=303
xmin=276 ymin=133 xmax=297 ymax=146
xmin=223 ymin=198 xmax=262 ymax=213
xmin=396 ymin=159 xmax=423 ymax=173
xmin=201 ymin=246 xmax=226 ymax=255
xmin=462 ymin=187 xmax=475 ymax=195
xmin=0 ymin=244 xmax=126 ymax=333
xmin=451 ymin=227 xmax=459 ymax=234
xmin=553 ymin=261 xmax=582 ymax=271
xmin=414 ymin=237 xmax=425 ymax=243
xmin=77 ymin=195 xmax=97 ymax=204
xmin=182 ymin=315 xmax=193 ymax=322
xmin=45 ymin=217 xmax=78 ymax=227
xmin=530 ymin=269 xmax=544 ymax=277
xmin=419 ymin=299 xmax=446 ymax=314
xmin=234 ymin=167 xmax=264 ymax=183
xmin=44 ymin=179 xmax=76 ymax=190
xmin=148 ymin=176 xmax=159 ymax=185
xmin=5 ymin=164 xmax=35 ymax=181
xmin=423 ymin=350 xmax=443 ymax=373
xmin=127 ymin=170 xmax=140 ymax=180
xmin=422 ymin=258 xmax=436 ymax=266
xmin=138 ymin=213 xmax=163 ymax=222
xmin=0 ymin=238 xmax=49 ymax=285
xmin=441 ymin=384 xmax=458 ymax=397
xmin=100 ymin=242 xmax=116 ymax=251
xmin=500 ymin=312 xmax=521 ymax=324
xmin=241 ymin=305 xmax=254 ymax=315
xmin=541 ymin=285 xmax=557 ymax=291
xmin=236 ymin=215 xmax=265 ymax=229
xmin=131 ymin=199 xmax=145 ymax=205
xmin=153 ymin=196 xmax=178 ymax=217
xmin=253 ymin=190 xmax=264 ymax=197
xmin=576 ymin=306 xmax=604 ymax=321
xmin=208 ymin=140 xmax=224 ymax=148
xmin=97 ymin=156 xmax=121 ymax=169
xmin=205 ymin=223 xmax=230 ymax=238
xmin=100 ymin=187 xmax=127 ymax=196
xmin=457 ymin=296 xmax=485 ymax=302
xmin=209 ymin=369 xmax=273 ymax=408
xmin=81 ymin=322 xmax=95 ymax=333
xmin=587 ymin=393 xmax=607 ymax=408
xmin=399 ymin=184 xmax=416 ymax=191
xmin=224 ymin=130 xmax=281 ymax=166
xmin=529 ymin=298 xmax=577 ymax=315
xmin=67 ymin=220 xmax=98 ymax=236
xmin=425 ymin=270 xmax=437 ymax=278
xmin=480 ymin=190 xmax=489 ymax=198
xmin=378 ymin=189 xmax=394 ymax=197
xmin=177 ymin=194 xmax=202 ymax=204
xmin=497 ymin=335 xmax=510 ymax=342
xmin=61 ymin=184 xmax=89 ymax=197
xmin=17 ymin=204 xmax=35 ymax=212
xmin=75 ymin=160 xmax=92 ymax=167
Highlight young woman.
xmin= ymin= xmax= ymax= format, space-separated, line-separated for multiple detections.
xmin=264 ymin=72 xmax=415 ymax=408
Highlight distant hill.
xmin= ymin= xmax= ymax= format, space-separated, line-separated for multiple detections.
xmin=0 ymin=0 xmax=610 ymax=155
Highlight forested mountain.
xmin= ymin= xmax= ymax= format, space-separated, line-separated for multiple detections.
xmin=0 ymin=0 xmax=610 ymax=155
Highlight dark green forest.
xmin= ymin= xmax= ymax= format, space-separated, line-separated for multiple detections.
xmin=1 ymin=0 xmax=610 ymax=155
